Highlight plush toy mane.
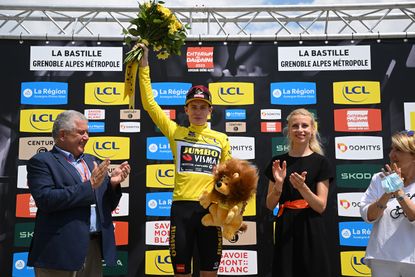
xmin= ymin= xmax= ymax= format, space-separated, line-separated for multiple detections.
xmin=212 ymin=159 xmax=258 ymax=207
xmin=199 ymin=158 xmax=259 ymax=240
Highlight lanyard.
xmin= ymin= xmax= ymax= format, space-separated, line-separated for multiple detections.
xmin=65 ymin=157 xmax=90 ymax=182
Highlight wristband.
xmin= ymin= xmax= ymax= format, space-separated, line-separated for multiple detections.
xmin=396 ymin=194 xmax=405 ymax=202
xmin=375 ymin=201 xmax=387 ymax=210
xmin=273 ymin=188 xmax=282 ymax=196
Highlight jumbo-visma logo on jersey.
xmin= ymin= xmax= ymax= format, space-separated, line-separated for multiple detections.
xmin=20 ymin=109 xmax=65 ymax=133
xmin=84 ymin=82 xmax=128 ymax=105
xmin=209 ymin=82 xmax=254 ymax=105
xmin=333 ymin=81 xmax=380 ymax=104
xmin=84 ymin=137 xmax=130 ymax=160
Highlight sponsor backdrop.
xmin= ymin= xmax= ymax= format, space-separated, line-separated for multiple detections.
xmin=1 ymin=39 xmax=415 ymax=276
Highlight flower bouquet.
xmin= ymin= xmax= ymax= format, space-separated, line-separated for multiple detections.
xmin=123 ymin=0 xmax=189 ymax=108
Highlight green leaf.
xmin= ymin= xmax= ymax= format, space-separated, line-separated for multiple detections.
xmin=125 ymin=36 xmax=132 ymax=45
xmin=130 ymin=18 xmax=140 ymax=26
xmin=128 ymin=28 xmax=140 ymax=36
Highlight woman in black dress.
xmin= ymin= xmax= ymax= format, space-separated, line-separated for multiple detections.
xmin=264 ymin=108 xmax=333 ymax=277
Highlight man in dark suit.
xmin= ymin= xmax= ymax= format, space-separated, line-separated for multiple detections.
xmin=27 ymin=110 xmax=130 ymax=277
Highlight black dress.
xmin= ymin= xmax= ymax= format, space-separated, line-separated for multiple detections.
xmin=264 ymin=152 xmax=334 ymax=277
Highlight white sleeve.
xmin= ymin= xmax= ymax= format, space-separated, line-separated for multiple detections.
xmin=360 ymin=173 xmax=383 ymax=223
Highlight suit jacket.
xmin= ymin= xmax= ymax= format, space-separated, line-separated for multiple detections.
xmin=27 ymin=147 xmax=122 ymax=271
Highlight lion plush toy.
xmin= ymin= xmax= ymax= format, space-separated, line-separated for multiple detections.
xmin=199 ymin=158 xmax=258 ymax=240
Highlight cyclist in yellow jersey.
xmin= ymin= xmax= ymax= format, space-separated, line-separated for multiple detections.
xmin=138 ymin=45 xmax=232 ymax=277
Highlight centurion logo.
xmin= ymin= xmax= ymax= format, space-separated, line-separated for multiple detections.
xmin=84 ymin=137 xmax=130 ymax=160
xmin=120 ymin=109 xmax=140 ymax=120
xmin=18 ymin=137 xmax=54 ymax=160
xmin=333 ymin=81 xmax=381 ymax=104
xmin=335 ymin=136 xmax=383 ymax=160
xmin=84 ymin=82 xmax=128 ymax=105
xmin=209 ymin=82 xmax=254 ymax=105
xmin=225 ymin=122 xmax=246 ymax=133
xmin=146 ymin=164 xmax=175 ymax=188
xmin=20 ymin=109 xmax=65 ymax=133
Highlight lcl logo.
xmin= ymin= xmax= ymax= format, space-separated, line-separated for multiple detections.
xmin=85 ymin=137 xmax=130 ymax=160
xmin=95 ymin=87 xmax=121 ymax=95
xmin=157 ymin=169 xmax=173 ymax=178
xmin=343 ymin=86 xmax=370 ymax=94
xmin=94 ymin=142 xmax=120 ymax=150
xmin=31 ymin=114 xmax=56 ymax=122
xmin=219 ymin=87 xmax=245 ymax=95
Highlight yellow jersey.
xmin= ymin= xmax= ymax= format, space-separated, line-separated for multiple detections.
xmin=139 ymin=66 xmax=232 ymax=201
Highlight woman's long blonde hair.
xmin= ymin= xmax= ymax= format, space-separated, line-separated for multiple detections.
xmin=286 ymin=108 xmax=324 ymax=155
xmin=391 ymin=130 xmax=415 ymax=154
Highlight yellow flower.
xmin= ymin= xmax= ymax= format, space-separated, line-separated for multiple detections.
xmin=168 ymin=22 xmax=179 ymax=35
xmin=174 ymin=20 xmax=182 ymax=30
xmin=153 ymin=44 xmax=162 ymax=51
xmin=124 ymin=0 xmax=189 ymax=64
xmin=157 ymin=51 xmax=170 ymax=60
xmin=140 ymin=39 xmax=149 ymax=46
xmin=157 ymin=4 xmax=171 ymax=18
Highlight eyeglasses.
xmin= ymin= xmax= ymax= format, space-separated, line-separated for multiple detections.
xmin=399 ymin=130 xmax=415 ymax=136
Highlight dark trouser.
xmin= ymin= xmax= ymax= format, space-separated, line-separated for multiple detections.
xmin=35 ymin=234 xmax=103 ymax=277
